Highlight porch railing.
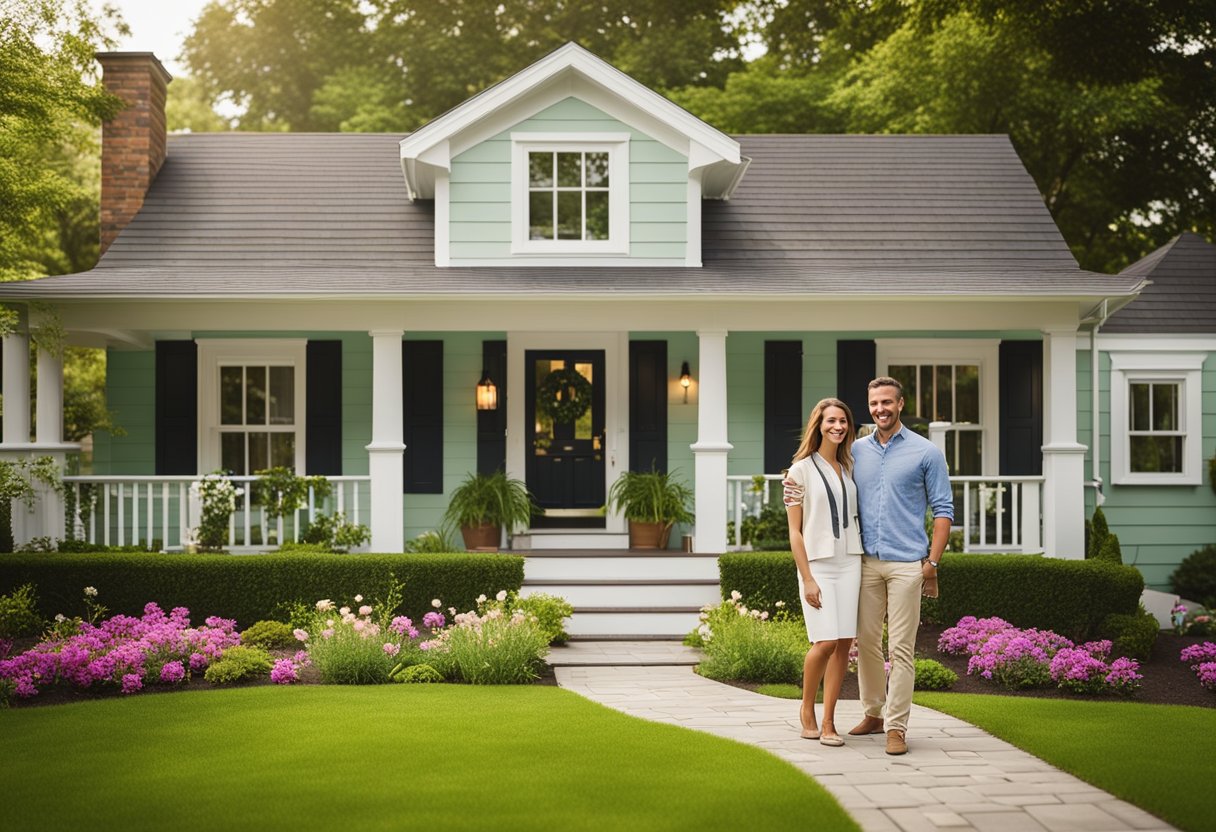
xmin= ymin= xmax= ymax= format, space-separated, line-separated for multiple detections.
xmin=61 ymin=475 xmax=371 ymax=552
xmin=726 ymin=473 xmax=1043 ymax=554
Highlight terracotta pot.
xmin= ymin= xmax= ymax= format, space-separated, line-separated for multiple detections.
xmin=629 ymin=521 xmax=673 ymax=550
xmin=461 ymin=522 xmax=500 ymax=551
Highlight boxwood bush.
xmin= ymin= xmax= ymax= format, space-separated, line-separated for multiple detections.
xmin=0 ymin=552 xmax=524 ymax=628
xmin=719 ymin=552 xmax=1144 ymax=641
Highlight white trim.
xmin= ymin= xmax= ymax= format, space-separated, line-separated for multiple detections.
xmin=505 ymin=331 xmax=628 ymax=535
xmin=434 ymin=170 xmax=450 ymax=267
xmin=509 ymin=135 xmax=630 ymax=256
xmin=1109 ymin=351 xmax=1205 ymax=486
xmin=874 ymin=338 xmax=1000 ymax=476
xmin=686 ymin=170 xmax=703 ymax=266
xmin=1097 ymin=334 xmax=1216 ymax=352
xmin=449 ymin=257 xmax=681 ymax=268
xmin=196 ymin=339 xmax=308 ymax=475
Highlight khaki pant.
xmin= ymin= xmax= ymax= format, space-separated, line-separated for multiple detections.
xmin=856 ymin=557 xmax=923 ymax=734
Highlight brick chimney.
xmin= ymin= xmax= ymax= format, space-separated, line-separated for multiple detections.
xmin=96 ymin=52 xmax=172 ymax=255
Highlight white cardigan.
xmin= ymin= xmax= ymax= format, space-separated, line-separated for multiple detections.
xmin=787 ymin=454 xmax=864 ymax=560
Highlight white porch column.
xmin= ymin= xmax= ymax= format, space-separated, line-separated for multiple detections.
xmin=366 ymin=330 xmax=405 ymax=553
xmin=36 ymin=346 xmax=64 ymax=444
xmin=690 ymin=330 xmax=732 ymax=553
xmin=2 ymin=329 xmax=30 ymax=444
xmin=1041 ymin=328 xmax=1087 ymax=559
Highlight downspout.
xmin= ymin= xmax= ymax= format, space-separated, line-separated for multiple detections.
xmin=1089 ymin=299 xmax=1110 ymax=508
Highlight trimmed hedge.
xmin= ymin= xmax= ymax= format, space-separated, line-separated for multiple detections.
xmin=0 ymin=552 xmax=525 ymax=628
xmin=719 ymin=552 xmax=1144 ymax=641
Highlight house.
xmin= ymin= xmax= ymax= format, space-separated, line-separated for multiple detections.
xmin=0 ymin=45 xmax=1155 ymax=609
xmin=1082 ymin=232 xmax=1216 ymax=595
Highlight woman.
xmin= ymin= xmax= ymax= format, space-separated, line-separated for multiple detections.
xmin=784 ymin=398 xmax=864 ymax=746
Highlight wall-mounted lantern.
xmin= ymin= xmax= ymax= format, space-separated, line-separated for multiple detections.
xmin=680 ymin=361 xmax=692 ymax=404
xmin=476 ymin=371 xmax=498 ymax=411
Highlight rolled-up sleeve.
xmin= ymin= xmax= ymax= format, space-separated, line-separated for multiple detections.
xmin=924 ymin=451 xmax=954 ymax=521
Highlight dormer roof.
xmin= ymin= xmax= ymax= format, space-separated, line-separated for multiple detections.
xmin=399 ymin=42 xmax=747 ymax=201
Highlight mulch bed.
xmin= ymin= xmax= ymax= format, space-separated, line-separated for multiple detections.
xmin=722 ymin=625 xmax=1215 ymax=709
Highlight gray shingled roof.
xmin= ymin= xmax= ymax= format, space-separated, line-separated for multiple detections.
xmin=0 ymin=132 xmax=1143 ymax=299
xmin=1103 ymin=232 xmax=1216 ymax=333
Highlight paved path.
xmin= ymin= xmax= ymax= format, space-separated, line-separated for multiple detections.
xmin=549 ymin=643 xmax=1175 ymax=832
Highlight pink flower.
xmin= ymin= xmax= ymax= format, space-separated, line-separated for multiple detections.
xmin=270 ymin=659 xmax=299 ymax=685
xmin=383 ymin=643 xmax=400 ymax=656
xmin=121 ymin=673 xmax=143 ymax=694
xmin=358 ymin=605 xmax=373 ymax=617
xmin=390 ymin=616 xmax=414 ymax=636
xmin=422 ymin=611 xmax=446 ymax=629
xmin=159 ymin=661 xmax=186 ymax=684
xmin=293 ymin=628 xmax=309 ymax=642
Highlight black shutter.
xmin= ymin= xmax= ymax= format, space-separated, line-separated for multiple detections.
xmin=403 ymin=340 xmax=443 ymax=493
xmin=476 ymin=340 xmax=507 ymax=475
xmin=306 ymin=341 xmax=342 ymax=475
xmin=155 ymin=341 xmax=197 ymax=474
xmin=765 ymin=341 xmax=803 ymax=473
xmin=629 ymin=340 xmax=668 ymax=473
xmin=836 ymin=339 xmax=876 ymax=428
xmin=1000 ymin=340 xmax=1043 ymax=475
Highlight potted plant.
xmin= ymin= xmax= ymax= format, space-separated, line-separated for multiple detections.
xmin=443 ymin=471 xmax=536 ymax=551
xmin=607 ymin=469 xmax=694 ymax=549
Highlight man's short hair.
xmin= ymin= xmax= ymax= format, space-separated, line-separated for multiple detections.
xmin=868 ymin=376 xmax=904 ymax=396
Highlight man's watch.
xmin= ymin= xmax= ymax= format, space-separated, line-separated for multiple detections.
xmin=926 ymin=559 xmax=940 ymax=570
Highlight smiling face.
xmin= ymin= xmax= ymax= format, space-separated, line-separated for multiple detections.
xmin=868 ymin=384 xmax=904 ymax=435
xmin=820 ymin=405 xmax=850 ymax=447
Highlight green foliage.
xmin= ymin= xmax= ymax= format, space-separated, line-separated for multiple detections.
xmin=0 ymin=552 xmax=525 ymax=629
xmin=428 ymin=614 xmax=550 ymax=685
xmin=443 ymin=471 xmax=536 ymax=533
xmin=755 ymin=683 xmax=802 ymax=699
xmin=1087 ymin=507 xmax=1111 ymax=560
xmin=63 ymin=347 xmax=123 ymax=442
xmin=203 ymin=645 xmax=272 ymax=684
xmin=0 ymin=583 xmax=44 ymax=638
xmin=913 ymin=658 xmax=958 ymax=691
xmin=239 ymin=619 xmax=296 ymax=650
xmin=275 ymin=541 xmax=333 ymax=555
xmin=1101 ymin=608 xmax=1160 ymax=661
xmin=391 ymin=663 xmax=443 ymax=684
xmin=0 ymin=456 xmax=63 ymax=510
xmin=299 ymin=513 xmax=370 ymax=552
xmin=1170 ymin=544 xmax=1216 ymax=609
xmin=512 ymin=593 xmax=574 ymax=645
xmin=307 ymin=622 xmax=395 ymax=685
xmin=732 ymin=500 xmax=790 ymax=551
xmin=405 ymin=526 xmax=459 ymax=553
xmin=607 ymin=468 xmax=694 ymax=525
xmin=252 ymin=467 xmax=332 ymax=520
xmin=1097 ymin=532 xmax=1124 ymax=565
xmin=718 ymin=552 xmax=803 ymax=614
xmin=696 ymin=600 xmax=807 ymax=684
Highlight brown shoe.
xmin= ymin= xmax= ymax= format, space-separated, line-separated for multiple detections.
xmin=885 ymin=730 xmax=908 ymax=755
xmin=848 ymin=715 xmax=885 ymax=736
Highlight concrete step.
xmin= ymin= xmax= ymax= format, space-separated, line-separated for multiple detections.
xmin=514 ymin=531 xmax=630 ymax=550
xmin=564 ymin=608 xmax=702 ymax=638
xmin=522 ymin=580 xmax=720 ymax=608
xmin=523 ymin=553 xmax=719 ymax=581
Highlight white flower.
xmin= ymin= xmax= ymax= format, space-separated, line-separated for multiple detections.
xmin=496 ymin=590 xmax=508 ymax=602
xmin=447 ymin=607 xmax=456 ymax=616
xmin=750 ymin=609 xmax=762 ymax=619
xmin=315 ymin=599 xmax=335 ymax=612
xmin=54 ymin=613 xmax=66 ymax=623
xmin=431 ymin=598 xmax=442 ymax=608
xmin=358 ymin=605 xmax=373 ymax=617
xmin=730 ymin=590 xmax=742 ymax=602
xmin=339 ymin=606 xmax=351 ymax=616
xmin=83 ymin=586 xmax=98 ymax=597
xmin=476 ymin=594 xmax=487 ymax=604
xmin=759 ymin=611 xmax=769 ymax=621
xmin=775 ymin=600 xmax=785 ymax=608
xmin=354 ymin=594 xmax=363 ymax=603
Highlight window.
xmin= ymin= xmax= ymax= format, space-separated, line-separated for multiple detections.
xmin=877 ymin=340 xmax=999 ymax=477
xmin=511 ymin=133 xmax=629 ymax=255
xmin=198 ymin=340 xmax=307 ymax=475
xmin=1110 ymin=352 xmax=1203 ymax=485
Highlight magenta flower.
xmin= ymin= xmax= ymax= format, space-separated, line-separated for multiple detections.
xmin=121 ymin=673 xmax=144 ymax=694
xmin=270 ymin=659 xmax=299 ymax=685
xmin=390 ymin=616 xmax=413 ymax=636
xmin=422 ymin=611 xmax=446 ymax=630
xmin=159 ymin=661 xmax=186 ymax=684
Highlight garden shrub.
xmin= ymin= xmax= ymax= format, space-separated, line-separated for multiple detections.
xmin=1087 ymin=507 xmax=1110 ymax=560
xmin=1097 ymin=532 xmax=1123 ymax=565
xmin=695 ymin=598 xmax=807 ymax=684
xmin=718 ymin=553 xmax=802 ymax=614
xmin=913 ymin=658 xmax=958 ymax=691
xmin=0 ymin=583 xmax=43 ymax=639
xmin=424 ymin=609 xmax=549 ymax=685
xmin=240 ymin=620 xmax=296 ymax=650
xmin=1101 ymin=608 xmax=1160 ymax=660
xmin=392 ymin=663 xmax=443 ymax=684
xmin=202 ymin=645 xmax=273 ymax=684
xmin=1170 ymin=544 xmax=1216 ymax=608
xmin=0 ymin=552 xmax=525 ymax=628
xmin=512 ymin=592 xmax=574 ymax=645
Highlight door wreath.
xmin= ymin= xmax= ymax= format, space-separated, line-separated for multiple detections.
xmin=538 ymin=367 xmax=593 ymax=423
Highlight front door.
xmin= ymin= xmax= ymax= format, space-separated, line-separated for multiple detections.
xmin=526 ymin=350 xmax=606 ymax=528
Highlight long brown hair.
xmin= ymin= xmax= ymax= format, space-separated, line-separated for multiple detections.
xmin=791 ymin=397 xmax=856 ymax=471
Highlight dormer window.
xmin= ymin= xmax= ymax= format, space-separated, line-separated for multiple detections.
xmin=511 ymin=133 xmax=629 ymax=255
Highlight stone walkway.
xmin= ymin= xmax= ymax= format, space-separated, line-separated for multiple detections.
xmin=549 ymin=643 xmax=1175 ymax=832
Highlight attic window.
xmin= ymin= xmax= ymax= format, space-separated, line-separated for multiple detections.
xmin=511 ymin=133 xmax=629 ymax=256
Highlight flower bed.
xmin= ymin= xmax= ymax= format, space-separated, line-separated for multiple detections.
xmin=1179 ymin=642 xmax=1216 ymax=692
xmin=938 ymin=615 xmax=1141 ymax=695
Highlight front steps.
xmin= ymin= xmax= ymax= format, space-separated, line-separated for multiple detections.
xmin=520 ymin=550 xmax=720 ymax=639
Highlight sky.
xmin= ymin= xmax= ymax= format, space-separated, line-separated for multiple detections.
xmin=99 ymin=0 xmax=211 ymax=76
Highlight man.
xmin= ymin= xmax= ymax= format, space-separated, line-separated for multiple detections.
xmin=847 ymin=377 xmax=953 ymax=755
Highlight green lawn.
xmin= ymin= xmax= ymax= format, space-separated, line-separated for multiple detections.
xmin=3 ymin=685 xmax=858 ymax=832
xmin=915 ymin=693 xmax=1216 ymax=832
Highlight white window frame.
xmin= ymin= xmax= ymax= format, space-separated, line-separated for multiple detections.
xmin=510 ymin=132 xmax=630 ymax=256
xmin=1109 ymin=351 xmax=1203 ymax=485
xmin=875 ymin=339 xmax=1000 ymax=476
xmin=197 ymin=339 xmax=308 ymax=474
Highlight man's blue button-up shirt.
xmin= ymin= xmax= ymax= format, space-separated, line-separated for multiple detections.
xmin=853 ymin=424 xmax=954 ymax=562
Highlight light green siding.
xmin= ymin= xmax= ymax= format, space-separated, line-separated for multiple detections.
xmin=93 ymin=349 xmax=155 ymax=474
xmin=1081 ymin=348 xmax=1216 ymax=590
xmin=449 ymin=97 xmax=687 ymax=262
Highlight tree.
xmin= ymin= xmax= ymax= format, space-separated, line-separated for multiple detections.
xmin=166 ymin=76 xmax=231 ymax=133
xmin=0 ymin=0 xmax=125 ymax=281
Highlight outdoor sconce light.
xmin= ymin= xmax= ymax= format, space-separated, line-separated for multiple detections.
xmin=680 ymin=361 xmax=692 ymax=403
xmin=475 ymin=371 xmax=498 ymax=411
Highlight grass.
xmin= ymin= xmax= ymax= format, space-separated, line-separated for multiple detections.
xmin=915 ymin=693 xmax=1216 ymax=832
xmin=756 ymin=683 xmax=802 ymax=699
xmin=3 ymin=685 xmax=859 ymax=832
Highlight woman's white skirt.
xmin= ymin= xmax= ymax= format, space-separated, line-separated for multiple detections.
xmin=796 ymin=551 xmax=861 ymax=642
